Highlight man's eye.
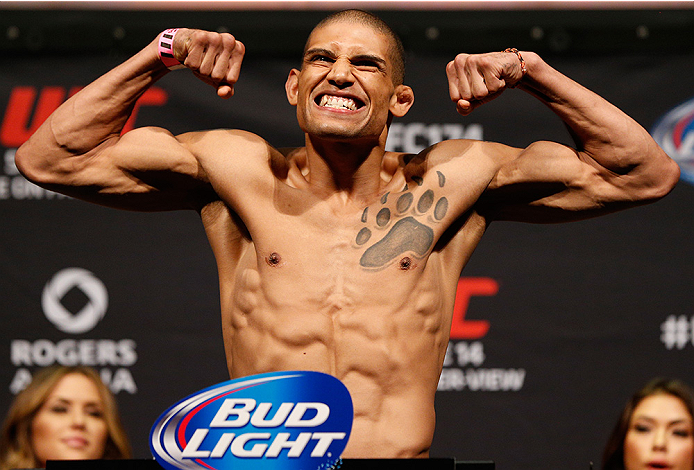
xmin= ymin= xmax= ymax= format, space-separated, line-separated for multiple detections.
xmin=311 ymin=55 xmax=332 ymax=63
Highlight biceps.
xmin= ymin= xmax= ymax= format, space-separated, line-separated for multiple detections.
xmin=481 ymin=141 xmax=626 ymax=221
xmin=84 ymin=127 xmax=202 ymax=193
xmin=56 ymin=127 xmax=206 ymax=209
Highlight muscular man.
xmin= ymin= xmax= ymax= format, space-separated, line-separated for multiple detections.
xmin=15 ymin=10 xmax=679 ymax=458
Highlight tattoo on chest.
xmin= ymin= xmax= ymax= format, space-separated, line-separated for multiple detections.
xmin=355 ymin=171 xmax=449 ymax=269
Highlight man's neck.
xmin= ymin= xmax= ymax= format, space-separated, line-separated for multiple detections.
xmin=302 ymin=135 xmax=393 ymax=206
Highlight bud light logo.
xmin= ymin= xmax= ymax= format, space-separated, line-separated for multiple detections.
xmin=150 ymin=371 xmax=353 ymax=470
xmin=652 ymin=96 xmax=694 ymax=185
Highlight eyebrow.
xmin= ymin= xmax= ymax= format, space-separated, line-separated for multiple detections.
xmin=304 ymin=48 xmax=387 ymax=69
xmin=352 ymin=54 xmax=387 ymax=69
xmin=304 ymin=47 xmax=334 ymax=59
xmin=49 ymin=397 xmax=102 ymax=407
xmin=633 ymin=416 xmax=692 ymax=426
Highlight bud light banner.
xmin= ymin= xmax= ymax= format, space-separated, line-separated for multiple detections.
xmin=150 ymin=371 xmax=353 ymax=470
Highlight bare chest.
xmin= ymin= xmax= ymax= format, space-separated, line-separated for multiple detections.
xmin=251 ymin=182 xmax=453 ymax=272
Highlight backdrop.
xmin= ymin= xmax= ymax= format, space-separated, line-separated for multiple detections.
xmin=1 ymin=6 xmax=694 ymax=470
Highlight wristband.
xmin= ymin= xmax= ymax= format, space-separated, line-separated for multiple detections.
xmin=158 ymin=28 xmax=185 ymax=70
xmin=504 ymin=47 xmax=527 ymax=87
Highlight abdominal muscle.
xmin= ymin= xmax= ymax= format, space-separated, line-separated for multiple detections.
xmin=217 ymin=242 xmax=453 ymax=458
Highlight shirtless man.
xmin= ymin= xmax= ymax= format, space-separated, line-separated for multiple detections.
xmin=15 ymin=10 xmax=679 ymax=459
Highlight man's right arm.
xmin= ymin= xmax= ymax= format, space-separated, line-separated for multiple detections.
xmin=15 ymin=29 xmax=244 ymax=211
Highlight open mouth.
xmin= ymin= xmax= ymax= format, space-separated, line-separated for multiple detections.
xmin=316 ymin=94 xmax=364 ymax=111
xmin=63 ymin=436 xmax=89 ymax=449
xmin=647 ymin=462 xmax=671 ymax=469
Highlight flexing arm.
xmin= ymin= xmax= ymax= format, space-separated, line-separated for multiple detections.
xmin=446 ymin=50 xmax=680 ymax=222
xmin=15 ymin=29 xmax=244 ymax=211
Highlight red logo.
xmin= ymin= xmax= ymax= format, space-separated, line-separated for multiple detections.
xmin=1 ymin=86 xmax=168 ymax=148
xmin=450 ymin=277 xmax=498 ymax=340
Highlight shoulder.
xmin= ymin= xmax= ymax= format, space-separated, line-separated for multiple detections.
xmin=395 ymin=139 xmax=521 ymax=185
xmin=177 ymin=130 xmax=309 ymax=194
xmin=427 ymin=139 xmax=519 ymax=166
xmin=178 ymin=129 xmax=275 ymax=160
xmin=177 ymin=129 xmax=290 ymax=177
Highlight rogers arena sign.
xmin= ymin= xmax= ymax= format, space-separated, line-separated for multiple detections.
xmin=150 ymin=371 xmax=353 ymax=470
xmin=42 ymin=267 xmax=108 ymax=334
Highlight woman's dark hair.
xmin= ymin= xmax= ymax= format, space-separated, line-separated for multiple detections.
xmin=602 ymin=377 xmax=694 ymax=470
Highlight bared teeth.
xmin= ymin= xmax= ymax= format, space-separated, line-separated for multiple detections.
xmin=319 ymin=95 xmax=357 ymax=111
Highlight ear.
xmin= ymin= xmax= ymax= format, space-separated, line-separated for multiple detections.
xmin=390 ymin=85 xmax=414 ymax=118
xmin=285 ymin=69 xmax=300 ymax=106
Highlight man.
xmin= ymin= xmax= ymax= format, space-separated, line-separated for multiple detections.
xmin=15 ymin=10 xmax=679 ymax=459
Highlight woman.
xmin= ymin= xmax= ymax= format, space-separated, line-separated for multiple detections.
xmin=602 ymin=377 xmax=694 ymax=470
xmin=0 ymin=366 xmax=131 ymax=469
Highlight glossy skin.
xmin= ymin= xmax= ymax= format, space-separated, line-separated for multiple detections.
xmin=624 ymin=394 xmax=694 ymax=470
xmin=287 ymin=22 xmax=410 ymax=143
xmin=31 ymin=373 xmax=108 ymax=466
xmin=15 ymin=17 xmax=679 ymax=458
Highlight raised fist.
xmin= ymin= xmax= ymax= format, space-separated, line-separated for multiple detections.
xmin=446 ymin=50 xmax=525 ymax=115
xmin=172 ymin=28 xmax=245 ymax=99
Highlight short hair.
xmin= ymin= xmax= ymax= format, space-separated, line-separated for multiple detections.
xmin=305 ymin=9 xmax=406 ymax=85
xmin=0 ymin=366 xmax=132 ymax=470
xmin=601 ymin=377 xmax=694 ymax=470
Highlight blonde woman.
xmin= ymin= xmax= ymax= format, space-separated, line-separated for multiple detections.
xmin=0 ymin=366 xmax=131 ymax=469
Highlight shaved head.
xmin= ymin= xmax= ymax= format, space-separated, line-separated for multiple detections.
xmin=305 ymin=9 xmax=406 ymax=85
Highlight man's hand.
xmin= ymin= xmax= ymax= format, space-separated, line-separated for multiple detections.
xmin=446 ymin=51 xmax=525 ymax=115
xmin=172 ymin=29 xmax=245 ymax=99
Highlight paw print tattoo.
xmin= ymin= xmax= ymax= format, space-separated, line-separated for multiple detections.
xmin=355 ymin=171 xmax=449 ymax=269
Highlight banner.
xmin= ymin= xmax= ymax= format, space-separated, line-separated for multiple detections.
xmin=2 ymin=29 xmax=694 ymax=470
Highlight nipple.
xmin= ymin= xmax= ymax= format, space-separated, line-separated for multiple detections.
xmin=399 ymin=256 xmax=413 ymax=270
xmin=267 ymin=252 xmax=282 ymax=267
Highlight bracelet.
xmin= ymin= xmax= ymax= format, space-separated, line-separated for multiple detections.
xmin=504 ymin=47 xmax=527 ymax=87
xmin=158 ymin=28 xmax=185 ymax=70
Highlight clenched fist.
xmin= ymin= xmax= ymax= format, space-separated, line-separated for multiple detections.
xmin=446 ymin=50 xmax=526 ymax=115
xmin=171 ymin=28 xmax=245 ymax=99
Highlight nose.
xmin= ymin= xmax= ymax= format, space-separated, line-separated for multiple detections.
xmin=69 ymin=409 xmax=87 ymax=428
xmin=652 ymin=428 xmax=668 ymax=451
xmin=326 ymin=57 xmax=354 ymax=88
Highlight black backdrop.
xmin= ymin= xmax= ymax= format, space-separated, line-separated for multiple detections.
xmin=2 ymin=4 xmax=694 ymax=469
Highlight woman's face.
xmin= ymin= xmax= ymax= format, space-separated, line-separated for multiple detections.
xmin=30 ymin=373 xmax=109 ymax=466
xmin=624 ymin=393 xmax=694 ymax=470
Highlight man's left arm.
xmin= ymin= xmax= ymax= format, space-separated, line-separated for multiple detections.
xmin=446 ymin=50 xmax=680 ymax=222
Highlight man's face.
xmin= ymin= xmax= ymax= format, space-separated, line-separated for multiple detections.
xmin=286 ymin=20 xmax=411 ymax=143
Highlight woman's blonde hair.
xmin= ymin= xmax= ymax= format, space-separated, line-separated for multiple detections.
xmin=0 ymin=366 xmax=132 ymax=469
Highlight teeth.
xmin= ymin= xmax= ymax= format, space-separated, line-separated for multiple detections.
xmin=319 ymin=95 xmax=358 ymax=111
